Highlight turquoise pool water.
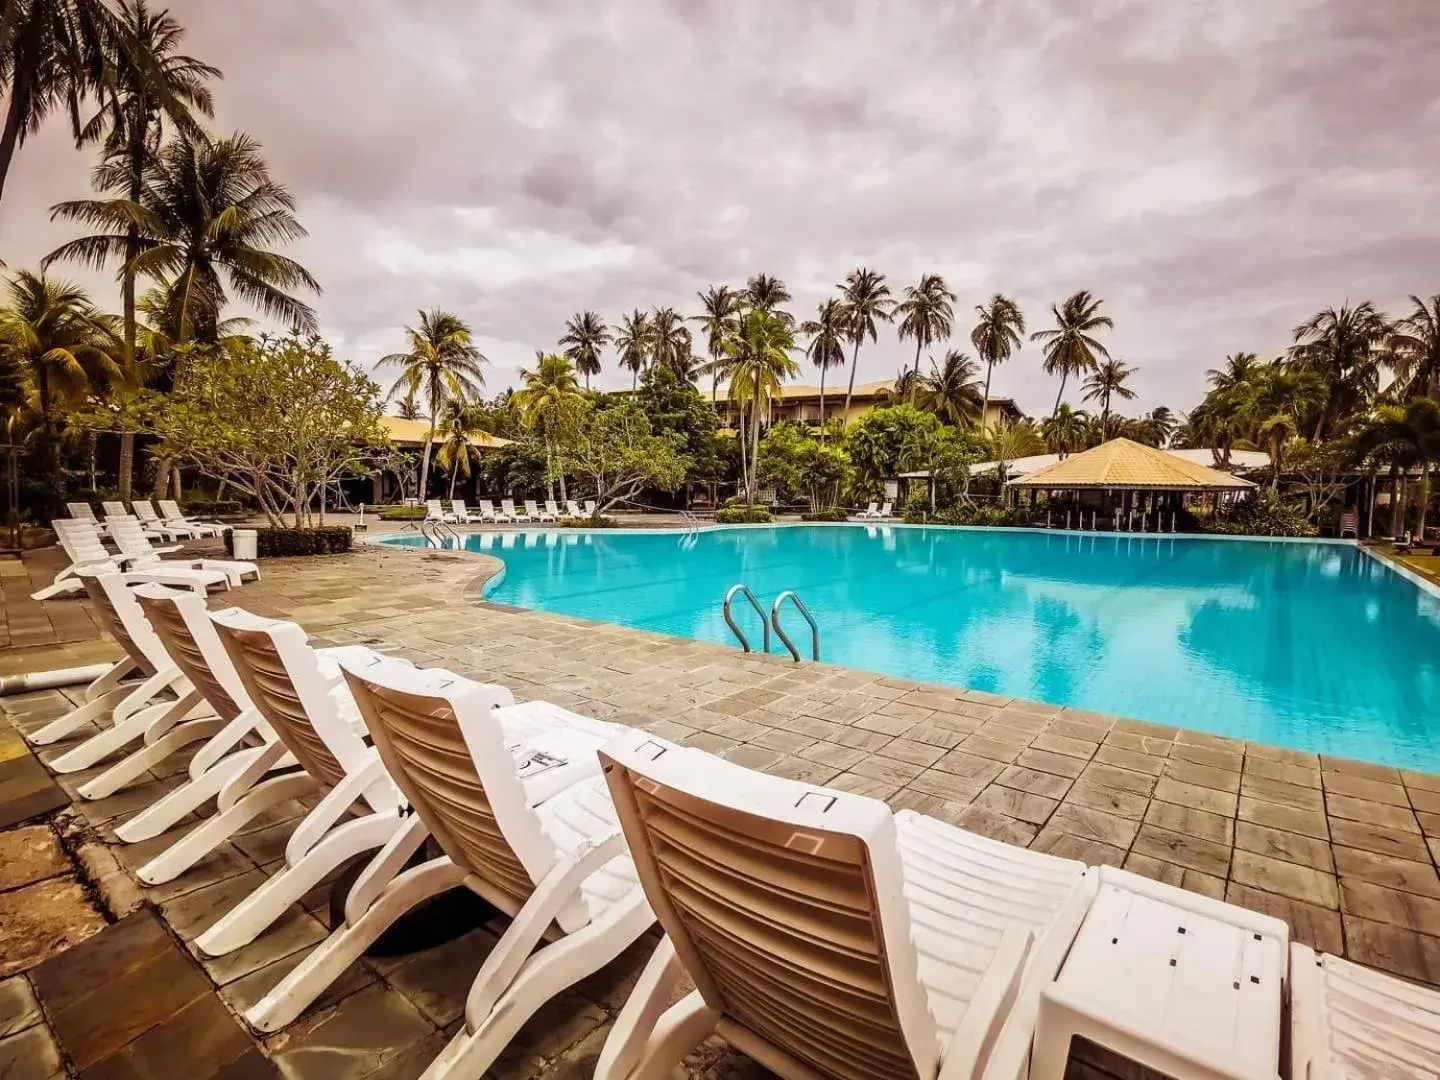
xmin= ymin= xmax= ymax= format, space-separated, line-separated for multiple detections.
xmin=382 ymin=525 xmax=1440 ymax=770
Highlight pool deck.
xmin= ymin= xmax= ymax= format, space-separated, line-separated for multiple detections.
xmin=3 ymin=533 xmax=1440 ymax=1079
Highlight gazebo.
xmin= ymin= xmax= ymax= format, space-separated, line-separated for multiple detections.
xmin=1010 ymin=437 xmax=1255 ymax=531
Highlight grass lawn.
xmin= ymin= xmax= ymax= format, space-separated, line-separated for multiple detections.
xmin=1365 ymin=540 xmax=1440 ymax=586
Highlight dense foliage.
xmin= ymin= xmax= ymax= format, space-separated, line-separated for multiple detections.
xmin=223 ymin=525 xmax=353 ymax=557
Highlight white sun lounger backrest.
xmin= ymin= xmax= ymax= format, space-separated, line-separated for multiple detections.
xmin=482 ymin=499 xmax=499 ymax=516
xmin=525 ymin=500 xmax=541 ymax=515
xmin=425 ymin=499 xmax=445 ymax=518
xmin=211 ymin=608 xmax=394 ymax=811
xmin=67 ymin=502 xmax=100 ymax=524
xmin=340 ymin=660 xmax=576 ymax=924
xmin=74 ymin=568 xmax=170 ymax=677
xmin=502 ymin=499 xmax=519 ymax=514
xmin=52 ymin=519 xmax=116 ymax=568
xmin=107 ymin=516 xmax=160 ymax=558
xmin=452 ymin=499 xmax=469 ymax=518
xmin=599 ymin=730 xmax=939 ymax=1080
xmin=102 ymin=500 xmax=131 ymax=519
xmin=545 ymin=500 xmax=560 ymax=515
xmin=158 ymin=499 xmax=185 ymax=520
xmin=132 ymin=584 xmax=256 ymax=726
xmin=566 ymin=500 xmax=583 ymax=517
xmin=132 ymin=501 xmax=162 ymax=524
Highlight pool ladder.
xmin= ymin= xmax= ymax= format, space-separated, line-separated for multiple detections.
xmin=419 ymin=518 xmax=460 ymax=547
xmin=723 ymin=584 xmax=820 ymax=662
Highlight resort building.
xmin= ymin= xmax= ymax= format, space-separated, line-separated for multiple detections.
xmin=706 ymin=379 xmax=1026 ymax=430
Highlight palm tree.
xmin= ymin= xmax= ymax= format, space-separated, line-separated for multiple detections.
xmin=723 ymin=308 xmax=798 ymax=504
xmin=614 ymin=308 xmax=649 ymax=391
xmin=0 ymin=271 xmax=119 ymax=434
xmin=895 ymin=273 xmax=955 ymax=392
xmin=48 ymin=131 xmax=319 ymax=343
xmin=800 ymin=297 xmax=846 ymax=430
xmin=916 ymin=349 xmax=982 ymax=427
xmin=43 ymin=0 xmax=218 ymax=500
xmin=1206 ymin=352 xmax=1260 ymax=392
xmin=558 ymin=309 xmax=608 ymax=390
xmin=984 ymin=416 xmax=1046 ymax=489
xmin=1031 ymin=290 xmax=1112 ymax=417
xmin=395 ymin=387 xmax=423 ymax=421
xmin=1239 ymin=365 xmax=1326 ymax=488
xmin=838 ymin=267 xmax=893 ymax=420
xmin=743 ymin=273 xmax=792 ymax=317
xmin=512 ymin=352 xmax=585 ymax=502
xmin=1081 ymin=358 xmax=1138 ymax=439
xmin=1288 ymin=302 xmax=1390 ymax=440
xmin=378 ymin=309 xmax=486 ymax=497
xmin=0 ymin=0 xmax=121 ymax=205
xmin=1041 ymin=403 xmax=1089 ymax=458
xmin=648 ymin=307 xmax=693 ymax=380
xmin=1356 ymin=398 xmax=1440 ymax=537
xmin=1123 ymin=407 xmax=1176 ymax=448
xmin=970 ymin=294 xmax=1025 ymax=429
xmin=433 ymin=400 xmax=486 ymax=499
xmin=692 ymin=284 xmax=741 ymax=402
xmin=1391 ymin=295 xmax=1440 ymax=400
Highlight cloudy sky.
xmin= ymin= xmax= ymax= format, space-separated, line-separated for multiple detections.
xmin=2 ymin=0 xmax=1438 ymax=416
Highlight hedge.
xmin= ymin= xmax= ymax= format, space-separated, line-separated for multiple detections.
xmin=225 ymin=526 xmax=353 ymax=557
xmin=800 ymin=508 xmax=850 ymax=522
xmin=183 ymin=499 xmax=244 ymax=517
xmin=380 ymin=505 xmax=428 ymax=521
xmin=556 ymin=515 xmax=619 ymax=528
xmin=716 ymin=505 xmax=772 ymax=524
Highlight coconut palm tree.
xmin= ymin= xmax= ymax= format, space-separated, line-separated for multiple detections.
xmin=1206 ymin=352 xmax=1260 ymax=392
xmin=970 ymin=294 xmax=1025 ymax=429
xmin=48 ymin=131 xmax=319 ymax=343
xmin=648 ymin=307 xmax=694 ymax=380
xmin=0 ymin=271 xmax=119 ymax=434
xmin=378 ymin=309 xmax=486 ymax=497
xmin=1288 ymin=302 xmax=1390 ymax=440
xmin=42 ymin=0 xmax=218 ymax=500
xmin=692 ymin=284 xmax=741 ymax=401
xmin=1041 ymin=403 xmax=1089 ymax=458
xmin=1123 ymin=407 xmax=1176 ymax=448
xmin=895 ymin=273 xmax=955 ymax=392
xmin=1391 ymin=295 xmax=1440 ymax=400
xmin=512 ymin=352 xmax=585 ymax=502
xmin=984 ymin=416 xmax=1046 ymax=489
xmin=916 ymin=349 xmax=982 ymax=428
xmin=723 ymin=308 xmax=798 ymax=504
xmin=1081 ymin=358 xmax=1138 ymax=439
xmin=433 ymin=400 xmax=487 ymax=499
xmin=395 ymin=388 xmax=423 ymax=421
xmin=1239 ymin=365 xmax=1326 ymax=488
xmin=558 ymin=309 xmax=608 ymax=390
xmin=614 ymin=308 xmax=649 ymax=391
xmin=1031 ymin=290 xmax=1112 ymax=417
xmin=838 ymin=267 xmax=893 ymax=419
xmin=743 ymin=273 xmax=792 ymax=319
xmin=1356 ymin=398 xmax=1440 ymax=537
xmin=800 ymin=297 xmax=846 ymax=430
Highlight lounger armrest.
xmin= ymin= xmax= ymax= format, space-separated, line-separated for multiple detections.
xmin=343 ymin=812 xmax=431 ymax=925
xmin=284 ymin=750 xmax=391 ymax=864
xmin=189 ymin=707 xmax=267 ymax=778
xmin=941 ymin=924 xmax=1033 ymax=1080
xmin=217 ymin=740 xmax=292 ymax=811
xmin=464 ymin=830 xmax=629 ymax=1028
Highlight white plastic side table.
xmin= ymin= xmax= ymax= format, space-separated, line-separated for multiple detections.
xmin=1030 ymin=866 xmax=1288 ymax=1080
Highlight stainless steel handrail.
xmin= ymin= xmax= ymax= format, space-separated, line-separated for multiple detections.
xmin=771 ymin=590 xmax=820 ymax=662
xmin=723 ymin=584 xmax=770 ymax=654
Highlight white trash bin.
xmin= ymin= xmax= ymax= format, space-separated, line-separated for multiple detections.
xmin=232 ymin=528 xmax=258 ymax=560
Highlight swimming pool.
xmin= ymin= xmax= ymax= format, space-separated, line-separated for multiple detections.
xmin=381 ymin=525 xmax=1440 ymax=770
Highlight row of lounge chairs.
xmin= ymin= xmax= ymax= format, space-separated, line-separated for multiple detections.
xmin=426 ymin=497 xmax=598 ymax=524
xmin=66 ymin=498 xmax=227 ymax=540
xmin=24 ymin=564 xmax=1439 ymax=1079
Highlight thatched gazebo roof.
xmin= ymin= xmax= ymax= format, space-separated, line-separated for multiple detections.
xmin=1012 ymin=438 xmax=1255 ymax=492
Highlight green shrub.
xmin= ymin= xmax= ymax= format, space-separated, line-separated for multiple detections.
xmin=800 ymin=507 xmax=850 ymax=522
xmin=183 ymin=499 xmax=244 ymax=518
xmin=929 ymin=503 xmax=1033 ymax=527
xmin=1206 ymin=493 xmax=1317 ymax=537
xmin=716 ymin=505 xmax=772 ymax=524
xmin=556 ymin=515 xmax=618 ymax=528
xmin=225 ymin=526 xmax=353 ymax=557
xmin=380 ymin=505 xmax=428 ymax=521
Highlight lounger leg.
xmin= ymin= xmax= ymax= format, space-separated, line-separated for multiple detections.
xmin=135 ymin=772 xmax=317 ymax=885
xmin=30 ymin=571 xmax=82 ymax=601
xmin=27 ymin=666 xmax=172 ymax=746
xmin=47 ymin=692 xmax=196 ymax=774
xmin=594 ymin=939 xmax=700 ymax=1080
xmin=77 ymin=717 xmax=226 ymax=799
xmin=246 ymin=856 xmax=466 ymax=1033
xmin=112 ymin=749 xmax=258 ymax=843
xmin=195 ymin=813 xmax=404 ymax=957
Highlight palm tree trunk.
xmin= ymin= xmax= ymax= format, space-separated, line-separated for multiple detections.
xmin=1101 ymin=395 xmax=1110 ymax=441
xmin=544 ymin=434 xmax=555 ymax=502
xmin=0 ymin=76 xmax=30 ymax=208
xmin=750 ymin=401 xmax=761 ymax=505
xmin=419 ymin=420 xmax=436 ymax=496
xmin=1052 ymin=372 xmax=1067 ymax=418
xmin=449 ymin=465 xmax=458 ymax=499
xmin=1392 ymin=467 xmax=1407 ymax=537
xmin=980 ymin=361 xmax=993 ymax=432
xmin=843 ymin=340 xmax=861 ymax=421
xmin=1419 ymin=460 xmax=1431 ymax=539
xmin=117 ymin=124 xmax=146 ymax=502
xmin=911 ymin=339 xmax=922 ymax=397
xmin=818 ymin=365 xmax=826 ymax=435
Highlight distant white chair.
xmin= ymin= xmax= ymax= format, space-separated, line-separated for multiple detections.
xmin=526 ymin=499 xmax=553 ymax=522
xmin=875 ymin=500 xmax=894 ymax=520
xmin=1338 ymin=509 xmax=1359 ymax=539
xmin=33 ymin=519 xmax=229 ymax=601
xmin=540 ymin=500 xmax=560 ymax=521
xmin=505 ymin=499 xmax=532 ymax=522
xmin=158 ymin=499 xmax=224 ymax=537
xmin=103 ymin=499 xmax=174 ymax=541
xmin=594 ymin=731 xmax=1096 ymax=1080
xmin=482 ymin=499 xmax=512 ymax=523
xmin=425 ymin=499 xmax=457 ymax=524
xmin=565 ymin=499 xmax=584 ymax=518
xmin=66 ymin=502 xmax=108 ymax=536
xmin=133 ymin=499 xmax=208 ymax=539
xmin=450 ymin=498 xmax=481 ymax=523
xmin=856 ymin=501 xmax=880 ymax=519
xmin=583 ymin=500 xmax=598 ymax=516
xmin=107 ymin=515 xmax=258 ymax=586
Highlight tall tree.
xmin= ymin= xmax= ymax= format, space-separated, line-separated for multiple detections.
xmin=1239 ymin=364 xmax=1326 ymax=488
xmin=916 ymin=349 xmax=982 ymax=428
xmin=838 ymin=267 xmax=893 ymax=420
xmin=1288 ymin=301 xmax=1390 ymax=440
xmin=0 ymin=0 xmax=119 ymax=205
xmin=970 ymin=293 xmax=1025 ymax=429
xmin=895 ymin=273 xmax=955 ymax=391
xmin=723 ymin=308 xmax=798 ymax=504
xmin=1356 ymin=398 xmax=1440 ymax=537
xmin=1041 ymin=403 xmax=1089 ymax=458
xmin=512 ymin=351 xmax=585 ymax=502
xmin=743 ymin=273 xmax=792 ymax=319
xmin=49 ymin=131 xmax=319 ymax=343
xmin=1391 ymin=295 xmax=1440 ymax=401
xmin=1081 ymin=357 xmax=1137 ymax=439
xmin=1031 ymin=289 xmax=1112 ymax=417
xmin=557 ymin=309 xmax=608 ymax=390
xmin=614 ymin=308 xmax=650 ymax=391
xmin=800 ymin=297 xmax=847 ymax=430
xmin=0 ymin=270 xmax=119 ymax=434
xmin=1206 ymin=352 xmax=1260 ymax=392
xmin=377 ymin=309 xmax=486 ymax=498
xmin=692 ymin=284 xmax=741 ymax=402
xmin=433 ymin=399 xmax=486 ymax=500
xmin=648 ymin=306 xmax=693 ymax=380
xmin=44 ymin=0 xmax=218 ymax=499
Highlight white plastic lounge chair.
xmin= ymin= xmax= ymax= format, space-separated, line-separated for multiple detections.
xmin=594 ymin=732 xmax=1096 ymax=1080
xmin=1290 ymin=942 xmax=1440 ymax=1080
xmin=32 ymin=520 xmax=229 ymax=600
xmin=451 ymin=498 xmax=480 ymax=524
xmin=483 ymin=499 xmax=511 ymax=523
xmin=157 ymin=499 xmax=223 ymax=537
xmin=245 ymin=661 xmax=650 ymax=1052
xmin=565 ymin=499 xmax=584 ymax=518
xmin=504 ymin=499 xmax=531 ymax=523
xmin=425 ymin=499 xmax=457 ymax=524
xmin=857 ymin=501 xmax=880 ymax=519
xmin=133 ymin=499 xmax=207 ymax=539
xmin=542 ymin=500 xmax=561 ymax=521
xmin=67 ymin=501 xmax=108 ymax=536
xmin=876 ymin=501 xmax=894 ymax=520
xmin=525 ymin=499 xmax=550 ymax=522
xmin=108 ymin=515 xmax=259 ymax=586
xmin=103 ymin=499 xmax=176 ymax=541
xmin=25 ymin=568 xmax=201 ymax=769
xmin=583 ymin=500 xmax=598 ymax=516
